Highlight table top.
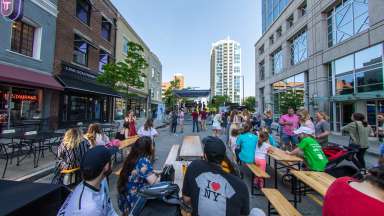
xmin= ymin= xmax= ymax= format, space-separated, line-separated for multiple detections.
xmin=179 ymin=136 xmax=203 ymax=158
xmin=268 ymin=147 xmax=303 ymax=162
xmin=290 ymin=170 xmax=336 ymax=196
xmin=119 ymin=136 xmax=139 ymax=149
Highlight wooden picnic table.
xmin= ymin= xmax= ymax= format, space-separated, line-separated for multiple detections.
xmin=119 ymin=136 xmax=139 ymax=150
xmin=179 ymin=136 xmax=203 ymax=160
xmin=290 ymin=170 xmax=336 ymax=207
xmin=268 ymin=147 xmax=303 ymax=189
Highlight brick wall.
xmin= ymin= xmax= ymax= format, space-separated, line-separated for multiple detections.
xmin=53 ymin=0 xmax=117 ymax=75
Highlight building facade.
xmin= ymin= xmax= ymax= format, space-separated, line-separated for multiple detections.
xmin=148 ymin=51 xmax=162 ymax=118
xmin=210 ymin=38 xmax=243 ymax=104
xmin=54 ymin=0 xmax=119 ymax=127
xmin=255 ymin=0 xmax=384 ymax=132
xmin=0 ymin=0 xmax=62 ymax=129
xmin=173 ymin=73 xmax=185 ymax=89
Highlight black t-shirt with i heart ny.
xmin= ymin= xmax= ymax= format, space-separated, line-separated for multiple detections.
xmin=182 ymin=160 xmax=250 ymax=216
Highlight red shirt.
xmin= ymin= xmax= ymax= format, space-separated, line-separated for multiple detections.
xmin=323 ymin=177 xmax=384 ymax=216
xmin=200 ymin=111 xmax=207 ymax=120
xmin=191 ymin=112 xmax=199 ymax=120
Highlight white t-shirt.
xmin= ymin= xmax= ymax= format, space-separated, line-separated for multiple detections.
xmin=254 ymin=142 xmax=271 ymax=160
xmin=95 ymin=133 xmax=110 ymax=146
xmin=57 ymin=179 xmax=117 ymax=216
xmin=229 ymin=136 xmax=238 ymax=152
xmin=137 ymin=127 xmax=159 ymax=139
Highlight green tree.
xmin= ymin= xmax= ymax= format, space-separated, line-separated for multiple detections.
xmin=208 ymin=95 xmax=230 ymax=111
xmin=243 ymin=96 xmax=256 ymax=112
xmin=97 ymin=41 xmax=148 ymax=109
xmin=278 ymin=89 xmax=304 ymax=114
xmin=163 ymin=79 xmax=180 ymax=110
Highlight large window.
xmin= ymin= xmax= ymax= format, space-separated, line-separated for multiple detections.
xmin=122 ymin=37 xmax=129 ymax=54
xmin=101 ymin=17 xmax=112 ymax=41
xmin=73 ymin=35 xmax=89 ymax=66
xmin=259 ymin=60 xmax=265 ymax=81
xmin=76 ymin=0 xmax=91 ymax=25
xmin=327 ymin=0 xmax=369 ymax=47
xmin=99 ymin=50 xmax=109 ymax=72
xmin=333 ymin=44 xmax=383 ymax=95
xmin=11 ymin=20 xmax=35 ymax=57
xmin=290 ymin=30 xmax=308 ymax=65
xmin=272 ymin=48 xmax=283 ymax=74
xmin=263 ymin=0 xmax=292 ymax=32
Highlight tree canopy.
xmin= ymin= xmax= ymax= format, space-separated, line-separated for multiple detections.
xmin=243 ymin=96 xmax=256 ymax=112
xmin=163 ymin=79 xmax=181 ymax=110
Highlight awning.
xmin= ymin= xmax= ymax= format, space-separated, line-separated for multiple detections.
xmin=56 ymin=75 xmax=121 ymax=97
xmin=0 ymin=64 xmax=63 ymax=91
xmin=173 ymin=89 xmax=211 ymax=98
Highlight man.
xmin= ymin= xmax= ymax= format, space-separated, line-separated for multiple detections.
xmin=200 ymin=109 xmax=208 ymax=131
xmin=278 ymin=107 xmax=299 ymax=150
xmin=182 ymin=136 xmax=250 ymax=216
xmin=57 ymin=146 xmax=117 ymax=216
xmin=192 ymin=109 xmax=200 ymax=132
xmin=287 ymin=127 xmax=328 ymax=172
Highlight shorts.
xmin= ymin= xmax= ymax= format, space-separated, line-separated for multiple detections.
xmin=281 ymin=134 xmax=299 ymax=145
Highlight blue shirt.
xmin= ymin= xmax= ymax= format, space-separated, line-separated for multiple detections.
xmin=236 ymin=132 xmax=258 ymax=163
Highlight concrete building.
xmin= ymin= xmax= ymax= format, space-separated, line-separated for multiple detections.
xmin=173 ymin=73 xmax=185 ymax=89
xmin=255 ymin=0 xmax=384 ymax=132
xmin=148 ymin=51 xmax=163 ymax=117
xmin=0 ymin=0 xmax=62 ymax=129
xmin=210 ymin=37 xmax=243 ymax=104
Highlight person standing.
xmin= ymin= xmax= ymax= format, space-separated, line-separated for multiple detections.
xmin=342 ymin=113 xmax=373 ymax=169
xmin=236 ymin=123 xmax=258 ymax=164
xmin=192 ymin=109 xmax=200 ymax=133
xmin=125 ymin=112 xmax=137 ymax=137
xmin=137 ymin=118 xmax=159 ymax=141
xmin=170 ymin=110 xmax=178 ymax=135
xmin=315 ymin=112 xmax=331 ymax=147
xmin=263 ymin=110 xmax=273 ymax=131
xmin=254 ymin=131 xmax=272 ymax=188
xmin=212 ymin=112 xmax=223 ymax=137
xmin=297 ymin=108 xmax=315 ymax=130
xmin=278 ymin=107 xmax=300 ymax=150
xmin=200 ymin=109 xmax=208 ymax=131
xmin=179 ymin=108 xmax=185 ymax=133
xmin=57 ymin=146 xmax=117 ymax=216
xmin=229 ymin=110 xmax=240 ymax=137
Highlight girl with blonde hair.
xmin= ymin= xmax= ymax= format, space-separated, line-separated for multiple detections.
xmin=57 ymin=128 xmax=89 ymax=170
xmin=85 ymin=123 xmax=110 ymax=147
xmin=297 ymin=108 xmax=315 ymax=130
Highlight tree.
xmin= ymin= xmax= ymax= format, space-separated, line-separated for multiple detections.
xmin=97 ymin=41 xmax=148 ymax=110
xmin=208 ymin=95 xmax=230 ymax=111
xmin=163 ymin=79 xmax=180 ymax=110
xmin=277 ymin=89 xmax=304 ymax=114
xmin=243 ymin=96 xmax=256 ymax=112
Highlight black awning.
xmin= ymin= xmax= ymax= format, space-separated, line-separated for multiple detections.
xmin=57 ymin=75 xmax=121 ymax=97
xmin=173 ymin=89 xmax=211 ymax=98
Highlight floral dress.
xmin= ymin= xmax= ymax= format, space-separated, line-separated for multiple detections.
xmin=118 ymin=157 xmax=153 ymax=213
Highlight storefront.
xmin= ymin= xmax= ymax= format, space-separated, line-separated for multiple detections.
xmin=0 ymin=64 xmax=63 ymax=130
xmin=57 ymin=62 xmax=120 ymax=127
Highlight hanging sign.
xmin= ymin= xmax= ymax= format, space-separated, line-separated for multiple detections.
xmin=1 ymin=0 xmax=24 ymax=21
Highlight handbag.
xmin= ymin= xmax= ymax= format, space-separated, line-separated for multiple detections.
xmin=160 ymin=165 xmax=175 ymax=182
xmin=116 ymin=129 xmax=126 ymax=140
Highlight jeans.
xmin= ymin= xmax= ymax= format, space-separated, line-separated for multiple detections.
xmin=349 ymin=144 xmax=368 ymax=169
xmin=171 ymin=123 xmax=177 ymax=133
xmin=281 ymin=134 xmax=299 ymax=146
xmin=193 ymin=120 xmax=199 ymax=132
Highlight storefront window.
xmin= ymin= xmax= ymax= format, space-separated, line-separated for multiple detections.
xmin=290 ymin=30 xmax=308 ymax=65
xmin=356 ymin=68 xmax=383 ymax=92
xmin=335 ymin=73 xmax=354 ymax=95
xmin=335 ymin=54 xmax=354 ymax=75
xmin=70 ymin=95 xmax=88 ymax=121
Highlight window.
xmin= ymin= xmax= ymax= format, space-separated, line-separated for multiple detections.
xmin=11 ymin=20 xmax=35 ymax=57
xmin=298 ymin=1 xmax=307 ymax=17
xmin=76 ymin=0 xmax=91 ymax=25
xmin=258 ymin=45 xmax=264 ymax=55
xmin=286 ymin=14 xmax=294 ymax=29
xmin=276 ymin=26 xmax=282 ymax=38
xmin=269 ymin=35 xmax=275 ymax=45
xmin=290 ymin=29 xmax=308 ymax=65
xmin=272 ymin=48 xmax=283 ymax=74
xmin=327 ymin=0 xmax=369 ymax=47
xmin=151 ymin=68 xmax=155 ymax=78
xmin=122 ymin=37 xmax=129 ymax=54
xmin=259 ymin=60 xmax=265 ymax=81
xmin=73 ymin=34 xmax=89 ymax=66
xmin=101 ymin=17 xmax=112 ymax=41
xmin=99 ymin=50 xmax=109 ymax=72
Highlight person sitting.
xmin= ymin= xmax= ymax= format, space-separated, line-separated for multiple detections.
xmin=85 ymin=123 xmax=110 ymax=148
xmin=117 ymin=137 xmax=160 ymax=214
xmin=57 ymin=146 xmax=117 ymax=216
xmin=182 ymin=136 xmax=250 ymax=216
xmin=323 ymin=165 xmax=384 ymax=216
xmin=287 ymin=126 xmax=328 ymax=171
xmin=236 ymin=123 xmax=258 ymax=164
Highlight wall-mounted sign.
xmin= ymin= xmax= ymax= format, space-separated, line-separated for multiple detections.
xmin=1 ymin=0 xmax=24 ymax=21
xmin=1 ymin=93 xmax=37 ymax=101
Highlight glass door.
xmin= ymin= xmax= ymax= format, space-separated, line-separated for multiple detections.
xmin=341 ymin=103 xmax=354 ymax=126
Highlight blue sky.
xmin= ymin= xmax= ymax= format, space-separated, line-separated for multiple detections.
xmin=111 ymin=0 xmax=262 ymax=97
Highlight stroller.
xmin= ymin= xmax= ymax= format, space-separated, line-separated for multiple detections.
xmin=323 ymin=144 xmax=363 ymax=178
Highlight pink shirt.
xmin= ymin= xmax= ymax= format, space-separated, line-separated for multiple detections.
xmin=279 ymin=114 xmax=299 ymax=136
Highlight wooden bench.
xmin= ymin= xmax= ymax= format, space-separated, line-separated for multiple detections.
xmin=262 ymin=188 xmax=302 ymax=216
xmin=246 ymin=164 xmax=270 ymax=196
xmin=60 ymin=167 xmax=80 ymax=174
xmin=179 ymin=136 xmax=203 ymax=160
xmin=164 ymin=145 xmax=180 ymax=167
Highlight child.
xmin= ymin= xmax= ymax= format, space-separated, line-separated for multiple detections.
xmin=254 ymin=131 xmax=272 ymax=188
xmin=260 ymin=127 xmax=278 ymax=147
xmin=229 ymin=129 xmax=240 ymax=154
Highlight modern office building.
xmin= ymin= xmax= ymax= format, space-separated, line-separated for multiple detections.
xmin=210 ymin=38 xmax=243 ymax=104
xmin=0 ymin=0 xmax=62 ymax=129
xmin=255 ymin=0 xmax=384 ymax=132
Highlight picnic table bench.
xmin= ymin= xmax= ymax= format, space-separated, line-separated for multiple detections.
xmin=246 ymin=164 xmax=270 ymax=195
xmin=179 ymin=136 xmax=203 ymax=160
xmin=262 ymin=188 xmax=302 ymax=216
xmin=164 ymin=144 xmax=180 ymax=167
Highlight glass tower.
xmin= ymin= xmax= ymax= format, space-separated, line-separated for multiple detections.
xmin=262 ymin=0 xmax=292 ymax=32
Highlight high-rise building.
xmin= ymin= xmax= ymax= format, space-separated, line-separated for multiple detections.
xmin=173 ymin=73 xmax=185 ymax=89
xmin=255 ymin=0 xmax=384 ymax=132
xmin=262 ymin=0 xmax=293 ymax=33
xmin=210 ymin=38 xmax=242 ymax=104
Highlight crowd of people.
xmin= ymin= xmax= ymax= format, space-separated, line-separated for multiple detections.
xmin=54 ymin=107 xmax=384 ymax=216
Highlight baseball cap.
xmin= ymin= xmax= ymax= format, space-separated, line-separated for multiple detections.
xmin=81 ymin=146 xmax=112 ymax=177
xmin=202 ymin=136 xmax=226 ymax=157
xmin=294 ymin=126 xmax=315 ymax=135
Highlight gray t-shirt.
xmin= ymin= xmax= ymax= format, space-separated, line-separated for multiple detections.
xmin=315 ymin=120 xmax=330 ymax=146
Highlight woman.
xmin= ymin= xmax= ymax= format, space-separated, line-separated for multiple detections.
xmin=125 ymin=111 xmax=137 ymax=137
xmin=323 ymin=165 xmax=384 ymax=216
xmin=342 ymin=112 xmax=373 ymax=169
xmin=297 ymin=108 xmax=315 ymax=130
xmin=236 ymin=123 xmax=258 ymax=164
xmin=117 ymin=137 xmax=160 ymax=214
xmin=138 ymin=118 xmax=159 ymax=140
xmin=57 ymin=128 xmax=89 ymax=170
xmin=263 ymin=110 xmax=273 ymax=131
xmin=85 ymin=123 xmax=110 ymax=147
xmin=242 ymin=110 xmax=251 ymax=125
xmin=179 ymin=108 xmax=185 ymax=133
xmin=315 ymin=112 xmax=331 ymax=147
xmin=229 ymin=110 xmax=241 ymax=137
xmin=212 ymin=112 xmax=223 ymax=137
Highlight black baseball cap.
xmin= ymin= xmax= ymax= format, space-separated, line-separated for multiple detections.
xmin=80 ymin=146 xmax=112 ymax=179
xmin=202 ymin=136 xmax=226 ymax=158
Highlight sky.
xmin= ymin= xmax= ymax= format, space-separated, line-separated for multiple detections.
xmin=111 ymin=0 xmax=262 ymax=97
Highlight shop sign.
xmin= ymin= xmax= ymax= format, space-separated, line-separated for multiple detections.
xmin=62 ymin=63 xmax=97 ymax=80
xmin=1 ymin=0 xmax=24 ymax=21
xmin=1 ymin=93 xmax=37 ymax=101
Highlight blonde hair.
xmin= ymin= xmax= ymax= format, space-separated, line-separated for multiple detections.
xmin=298 ymin=108 xmax=311 ymax=123
xmin=85 ymin=123 xmax=102 ymax=146
xmin=63 ymin=128 xmax=83 ymax=150
xmin=317 ymin=112 xmax=329 ymax=121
